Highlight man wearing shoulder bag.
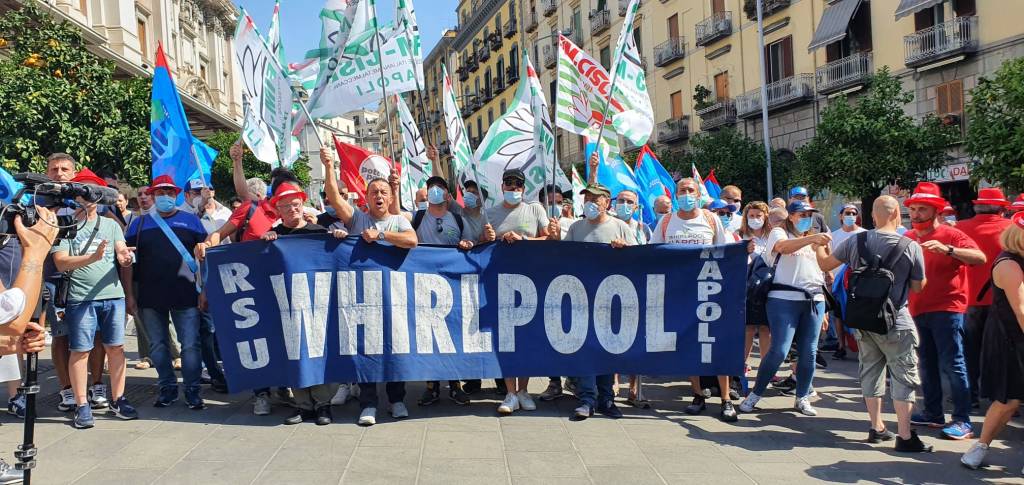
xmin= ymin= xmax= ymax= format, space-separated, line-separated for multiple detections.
xmin=815 ymin=195 xmax=932 ymax=452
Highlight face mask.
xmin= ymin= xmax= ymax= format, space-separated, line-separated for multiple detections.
xmin=154 ymin=195 xmax=176 ymax=213
xmin=842 ymin=215 xmax=857 ymax=227
xmin=463 ymin=192 xmax=478 ymax=208
xmin=911 ymin=220 xmax=934 ymax=231
xmin=747 ymin=217 xmax=764 ymax=230
xmin=676 ymin=195 xmax=697 ymax=211
xmin=503 ymin=191 xmax=522 ymax=205
xmin=615 ymin=202 xmax=634 ymax=220
xmin=427 ymin=186 xmax=446 ymax=205
xmin=190 ymin=196 xmax=203 ymax=208
xmin=583 ymin=202 xmax=601 ymax=220
xmin=944 ymin=215 xmax=956 ymax=224
xmin=324 ymin=205 xmax=337 ymax=216
xmin=795 ymin=217 xmax=813 ymax=233
xmin=416 ymin=201 xmax=429 ymax=211
xmin=548 ymin=205 xmax=561 ymax=218
xmin=718 ymin=213 xmax=733 ymax=228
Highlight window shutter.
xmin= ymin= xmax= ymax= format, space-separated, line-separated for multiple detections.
xmin=782 ymin=36 xmax=794 ymax=78
xmin=764 ymin=43 xmax=771 ymax=80
xmin=671 ymin=91 xmax=683 ymax=118
xmin=713 ymin=0 xmax=726 ymax=14
xmin=949 ymin=80 xmax=963 ymax=113
xmin=936 ymin=83 xmax=950 ymax=114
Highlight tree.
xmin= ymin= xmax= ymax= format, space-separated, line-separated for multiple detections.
xmin=203 ymin=131 xmax=311 ymax=201
xmin=795 ymin=67 xmax=956 ymax=225
xmin=689 ymin=128 xmax=793 ymax=203
xmin=0 ymin=3 xmax=150 ymax=184
xmin=966 ymin=57 xmax=1024 ymax=192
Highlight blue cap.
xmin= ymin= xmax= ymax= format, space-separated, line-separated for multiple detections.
xmin=789 ymin=186 xmax=809 ymax=197
xmin=786 ymin=200 xmax=819 ymax=214
xmin=708 ymin=199 xmax=738 ymax=213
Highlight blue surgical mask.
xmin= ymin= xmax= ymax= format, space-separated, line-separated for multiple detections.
xmin=615 ymin=202 xmax=634 ymax=220
xmin=427 ymin=186 xmax=446 ymax=205
xmin=463 ymin=192 xmax=479 ymax=209
xmin=944 ymin=215 xmax=957 ymax=224
xmin=155 ymin=195 xmax=176 ymax=213
xmin=416 ymin=201 xmax=429 ymax=211
xmin=796 ymin=217 xmax=813 ymax=233
xmin=676 ymin=195 xmax=697 ymax=211
xmin=324 ymin=205 xmax=337 ymax=216
xmin=583 ymin=202 xmax=601 ymax=220
xmin=548 ymin=205 xmax=561 ymax=218
xmin=842 ymin=215 xmax=857 ymax=227
xmin=503 ymin=191 xmax=522 ymax=205
xmin=718 ymin=213 xmax=733 ymax=227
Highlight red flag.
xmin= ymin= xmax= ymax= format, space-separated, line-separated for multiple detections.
xmin=332 ymin=135 xmax=393 ymax=206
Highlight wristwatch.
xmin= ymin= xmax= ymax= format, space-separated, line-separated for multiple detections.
xmin=377 ymin=230 xmax=386 ymax=242
xmin=947 ymin=246 xmax=955 ymax=256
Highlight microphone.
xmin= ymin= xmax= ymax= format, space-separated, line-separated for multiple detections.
xmin=64 ymin=183 xmax=120 ymax=206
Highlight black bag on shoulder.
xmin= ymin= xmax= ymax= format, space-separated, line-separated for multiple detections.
xmin=843 ymin=231 xmax=912 ymax=335
xmin=746 ymin=253 xmax=781 ymax=326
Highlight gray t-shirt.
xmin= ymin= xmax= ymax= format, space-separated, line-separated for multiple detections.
xmin=462 ymin=210 xmax=489 ymax=242
xmin=51 ymin=216 xmax=126 ymax=303
xmin=833 ymin=230 xmax=925 ymax=330
xmin=414 ymin=211 xmax=471 ymax=245
xmin=346 ymin=211 xmax=414 ymax=240
xmin=565 ymin=217 xmax=638 ymax=245
xmin=486 ymin=202 xmax=548 ymax=238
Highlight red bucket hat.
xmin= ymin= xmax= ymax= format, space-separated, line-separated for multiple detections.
xmin=146 ymin=175 xmax=181 ymax=195
xmin=269 ymin=183 xmax=307 ymax=207
xmin=70 ymin=168 xmax=108 ymax=187
xmin=1011 ymin=194 xmax=1024 ymax=211
xmin=973 ymin=187 xmax=1009 ymax=206
xmin=903 ymin=182 xmax=948 ymax=210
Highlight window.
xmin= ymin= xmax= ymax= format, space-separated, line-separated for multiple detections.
xmin=633 ymin=26 xmax=642 ymax=54
xmin=712 ymin=0 xmax=726 ymax=14
xmin=476 ymin=118 xmax=483 ymax=140
xmin=496 ymin=13 xmax=502 ymax=31
xmin=500 ymin=101 xmax=506 ymax=114
xmin=670 ymin=91 xmax=683 ymax=118
xmin=80 ymin=0 xmax=88 ymax=13
xmin=936 ymin=79 xmax=963 ymax=115
xmin=488 ymin=109 xmax=494 ymax=126
xmin=200 ymin=64 xmax=207 ymax=83
xmin=510 ymin=44 xmax=519 ymax=72
xmin=534 ymin=44 xmax=540 ymax=74
xmin=914 ymin=4 xmax=944 ymax=31
xmin=137 ymin=19 xmax=148 ymax=60
xmin=954 ymin=0 xmax=976 ymax=17
xmin=827 ymin=1 xmax=873 ymax=62
xmin=485 ymin=68 xmax=492 ymax=96
xmin=572 ymin=8 xmax=583 ymax=44
xmin=600 ymin=46 xmax=611 ymax=70
xmin=714 ymin=72 xmax=730 ymax=100
xmin=764 ymin=36 xmax=794 ymax=83
xmin=667 ymin=14 xmax=679 ymax=40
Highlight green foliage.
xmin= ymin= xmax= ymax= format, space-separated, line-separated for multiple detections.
xmin=966 ymin=57 xmax=1024 ymax=192
xmin=693 ymin=85 xmax=714 ymax=111
xmin=0 ymin=3 xmax=150 ymax=184
xmin=689 ymin=128 xmax=793 ymax=203
xmin=795 ymin=67 xmax=956 ymax=199
xmin=203 ymin=131 xmax=311 ymax=201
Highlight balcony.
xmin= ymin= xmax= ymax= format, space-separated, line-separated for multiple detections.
xmin=654 ymin=37 xmax=686 ymax=67
xmin=904 ymin=16 xmax=978 ymax=68
xmin=483 ymin=90 xmax=494 ymax=102
xmin=457 ymin=66 xmax=469 ymax=81
xmin=696 ymin=99 xmax=737 ymax=130
xmin=622 ymin=137 xmax=643 ymax=153
xmin=504 ymin=18 xmax=517 ymax=38
xmin=657 ymin=116 xmax=690 ymax=143
xmin=543 ymin=44 xmax=557 ymax=68
xmin=744 ymin=0 xmax=790 ymax=22
xmin=494 ymin=77 xmax=507 ymax=94
xmin=735 ymin=73 xmax=814 ymax=118
xmin=618 ymin=0 xmax=641 ymax=17
xmin=695 ymin=11 xmax=732 ymax=47
xmin=467 ymin=55 xmax=479 ymax=72
xmin=816 ymin=52 xmax=872 ymax=95
xmin=431 ymin=110 xmax=442 ymax=124
xmin=506 ymin=66 xmax=520 ymax=84
xmin=542 ymin=0 xmax=557 ymax=17
xmin=472 ymin=97 xmax=484 ymax=110
xmin=590 ymin=9 xmax=611 ymax=36
xmin=461 ymin=104 xmax=473 ymax=118
xmin=526 ymin=12 xmax=538 ymax=33
xmin=489 ymin=33 xmax=502 ymax=51
xmin=478 ymin=46 xmax=491 ymax=62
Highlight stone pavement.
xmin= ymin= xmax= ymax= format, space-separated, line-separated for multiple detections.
xmin=0 ymin=339 xmax=1022 ymax=485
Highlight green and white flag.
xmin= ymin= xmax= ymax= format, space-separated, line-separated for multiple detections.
xmin=441 ymin=64 xmax=475 ymax=182
xmin=555 ymin=34 xmax=620 ymax=154
xmin=267 ymin=1 xmax=299 ymax=165
xmin=393 ymin=0 xmax=424 ymax=85
xmin=396 ymin=94 xmax=432 ymax=211
xmin=609 ymin=0 xmax=654 ymax=146
xmin=234 ymin=10 xmax=293 ymax=166
xmin=297 ymin=0 xmax=359 ymax=128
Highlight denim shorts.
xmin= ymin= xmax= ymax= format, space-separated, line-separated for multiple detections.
xmin=64 ymin=298 xmax=126 ymax=352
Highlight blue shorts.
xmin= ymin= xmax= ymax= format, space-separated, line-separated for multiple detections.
xmin=64 ymin=298 xmax=126 ymax=352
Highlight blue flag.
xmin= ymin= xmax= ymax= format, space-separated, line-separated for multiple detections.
xmin=0 ymin=167 xmax=24 ymax=204
xmin=633 ymin=145 xmax=677 ymax=226
xmin=151 ymin=43 xmax=215 ymax=200
xmin=583 ymin=138 xmax=640 ymax=201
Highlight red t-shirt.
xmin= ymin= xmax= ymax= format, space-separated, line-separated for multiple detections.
xmin=955 ymin=214 xmax=1012 ymax=306
xmin=906 ymin=224 xmax=980 ymax=316
xmin=227 ymin=200 xmax=278 ymax=242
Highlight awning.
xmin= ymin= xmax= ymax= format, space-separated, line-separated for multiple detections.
xmin=895 ymin=0 xmax=945 ymax=20
xmin=808 ymin=0 xmax=863 ymax=52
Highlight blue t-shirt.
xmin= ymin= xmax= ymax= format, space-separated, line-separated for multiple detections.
xmin=125 ymin=211 xmax=207 ymax=311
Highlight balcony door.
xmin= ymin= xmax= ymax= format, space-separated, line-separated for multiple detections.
xmin=712 ymin=0 xmax=726 ymax=14
xmin=765 ymin=36 xmax=794 ymax=83
xmin=667 ymin=14 xmax=679 ymax=40
xmin=670 ymin=91 xmax=683 ymax=119
xmin=714 ymin=72 xmax=729 ymax=101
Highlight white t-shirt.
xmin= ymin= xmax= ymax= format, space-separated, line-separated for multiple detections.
xmin=831 ymin=226 xmax=866 ymax=250
xmin=626 ymin=219 xmax=652 ymax=245
xmin=651 ymin=210 xmax=729 ymax=246
xmin=765 ymin=227 xmax=825 ymax=301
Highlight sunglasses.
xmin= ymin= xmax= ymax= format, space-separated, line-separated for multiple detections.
xmin=503 ymin=178 xmax=525 ymax=188
xmin=435 ymin=217 xmax=444 ymax=233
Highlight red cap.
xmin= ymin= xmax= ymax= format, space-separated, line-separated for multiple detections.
xmin=903 ymin=182 xmax=948 ymax=210
xmin=941 ymin=205 xmax=956 ymax=215
xmin=70 ymin=168 xmax=107 ymax=187
xmin=1013 ymin=211 xmax=1024 ymax=229
xmin=147 ymin=175 xmax=181 ymax=195
xmin=269 ymin=183 xmax=307 ymax=207
xmin=973 ymin=187 xmax=1009 ymax=206
xmin=1011 ymin=194 xmax=1024 ymax=211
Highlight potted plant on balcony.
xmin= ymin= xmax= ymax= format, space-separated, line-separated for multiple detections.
xmin=693 ymin=85 xmax=715 ymax=111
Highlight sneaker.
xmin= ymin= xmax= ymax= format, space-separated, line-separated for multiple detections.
xmin=283 ymin=409 xmax=307 ymax=425
xmin=868 ymin=428 xmax=896 ymax=443
xmin=564 ymin=378 xmax=579 ymax=396
xmin=895 ymin=430 xmax=934 ymax=453
xmin=390 ymin=402 xmax=409 ymax=419
xmin=358 ymin=407 xmax=376 ymax=426
xmin=572 ymin=403 xmax=592 ymax=421
xmin=88 ymin=383 xmax=109 ymax=409
xmin=185 ymin=388 xmax=205 ymax=410
xmin=462 ymin=380 xmax=481 ymax=395
xmin=720 ymin=401 xmax=738 ymax=422
xmin=0 ymin=458 xmax=24 ymax=484
xmin=449 ymin=388 xmax=471 ymax=405
xmin=57 ymin=387 xmax=75 ymax=412
xmin=253 ymin=393 xmax=271 ymax=415
xmin=539 ymin=381 xmax=564 ymax=401
xmin=7 ymin=392 xmax=25 ymax=419
xmin=795 ymin=396 xmax=817 ymax=416
xmin=497 ymin=392 xmax=519 ymax=415
xmin=154 ymin=387 xmax=178 ymax=408
xmin=815 ymin=353 xmax=828 ymax=369
xmin=942 ymin=421 xmax=974 ymax=440
xmin=833 ymin=348 xmax=847 ymax=360
xmin=910 ymin=412 xmax=945 ymax=427
xmin=598 ymin=401 xmax=623 ymax=419
xmin=684 ymin=395 xmax=707 ymax=415
xmin=772 ymin=376 xmax=797 ymax=395
xmin=73 ymin=404 xmax=94 ymax=429
xmin=739 ymin=393 xmax=761 ymax=413
xmin=417 ymin=387 xmax=440 ymax=406
xmin=961 ymin=442 xmax=988 ymax=469
xmin=330 ymin=384 xmax=352 ymax=405
xmin=200 ymin=368 xmax=212 ymax=384
xmin=316 ymin=406 xmax=332 ymax=426
xmin=517 ymin=390 xmax=536 ymax=411
xmin=109 ymin=396 xmax=139 ymax=420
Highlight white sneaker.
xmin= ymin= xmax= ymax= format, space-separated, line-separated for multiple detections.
xmin=517 ymin=390 xmax=536 ymax=411
xmin=253 ymin=394 xmax=272 ymax=415
xmin=57 ymin=388 xmax=75 ymax=412
xmin=497 ymin=392 xmax=519 ymax=415
xmin=390 ymin=402 xmax=409 ymax=419
xmin=738 ymin=392 xmax=761 ymax=413
xmin=795 ymin=396 xmax=817 ymax=416
xmin=331 ymin=384 xmax=351 ymax=405
xmin=89 ymin=383 xmax=109 ymax=409
xmin=961 ymin=442 xmax=988 ymax=469
xmin=358 ymin=407 xmax=377 ymax=426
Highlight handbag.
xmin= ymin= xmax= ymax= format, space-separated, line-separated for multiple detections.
xmin=53 ymin=222 xmax=101 ymax=308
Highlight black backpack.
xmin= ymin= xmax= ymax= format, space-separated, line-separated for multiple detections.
xmin=412 ymin=210 xmax=464 ymax=234
xmin=746 ymin=252 xmax=781 ymax=327
xmin=843 ymin=232 xmax=912 ymax=335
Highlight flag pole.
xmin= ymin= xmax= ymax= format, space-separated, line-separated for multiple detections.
xmin=593 ymin=0 xmax=634 ymax=149
xmin=398 ymin=9 xmax=434 ymax=148
xmin=370 ymin=0 xmax=398 ymax=161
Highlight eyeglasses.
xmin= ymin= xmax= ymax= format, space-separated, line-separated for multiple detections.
xmin=842 ymin=211 xmax=858 ymax=216
xmin=275 ymin=201 xmax=304 ymax=212
xmin=435 ymin=217 xmax=444 ymax=233
xmin=503 ymin=178 xmax=525 ymax=188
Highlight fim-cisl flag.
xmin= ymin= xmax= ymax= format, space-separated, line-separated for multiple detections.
xmin=234 ymin=9 xmax=295 ymax=166
xmin=442 ymin=64 xmax=477 ymax=184
xmin=333 ymin=135 xmax=393 ymax=206
xmin=609 ymin=0 xmax=654 ymax=146
xmin=396 ymin=94 xmax=432 ymax=211
xmin=294 ymin=0 xmax=359 ymax=132
xmin=555 ymin=34 xmax=621 ymax=153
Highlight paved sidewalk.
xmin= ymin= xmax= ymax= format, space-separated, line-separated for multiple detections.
xmin=0 ymin=340 xmax=1021 ymax=484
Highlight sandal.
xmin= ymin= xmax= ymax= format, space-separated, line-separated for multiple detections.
xmin=626 ymin=395 xmax=651 ymax=409
xmin=172 ymin=358 xmax=182 ymax=370
xmin=134 ymin=360 xmax=151 ymax=370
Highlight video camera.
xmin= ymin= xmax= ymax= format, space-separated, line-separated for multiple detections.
xmin=0 ymin=173 xmax=120 ymax=240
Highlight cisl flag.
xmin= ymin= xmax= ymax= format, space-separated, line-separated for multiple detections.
xmin=332 ymin=135 xmax=393 ymax=205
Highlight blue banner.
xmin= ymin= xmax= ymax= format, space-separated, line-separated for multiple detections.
xmin=205 ymin=237 xmax=747 ymax=391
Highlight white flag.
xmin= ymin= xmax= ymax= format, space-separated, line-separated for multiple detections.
xmin=267 ymin=1 xmax=299 ymax=165
xmin=609 ymin=0 xmax=654 ymax=146
xmin=396 ymin=94 xmax=432 ymax=211
xmin=555 ymin=34 xmax=620 ymax=153
xmin=234 ymin=10 xmax=293 ymax=166
xmin=442 ymin=65 xmax=477 ymax=183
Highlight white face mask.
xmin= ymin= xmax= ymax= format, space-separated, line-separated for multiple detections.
xmin=747 ymin=217 xmax=765 ymax=230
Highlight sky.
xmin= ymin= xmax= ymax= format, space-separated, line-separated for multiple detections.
xmin=237 ymin=0 xmax=460 ymax=65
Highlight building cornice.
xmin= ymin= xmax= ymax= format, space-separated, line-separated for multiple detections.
xmin=453 ymin=0 xmax=504 ymax=51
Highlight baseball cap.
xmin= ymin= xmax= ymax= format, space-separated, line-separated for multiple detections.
xmin=786 ymin=200 xmax=819 ymax=214
xmin=579 ymin=183 xmax=611 ymax=198
xmin=789 ymin=186 xmax=809 ymax=198
xmin=501 ymin=168 xmax=526 ymax=183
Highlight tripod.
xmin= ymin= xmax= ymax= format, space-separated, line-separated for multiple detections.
xmin=14 ymin=294 xmax=49 ymax=483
